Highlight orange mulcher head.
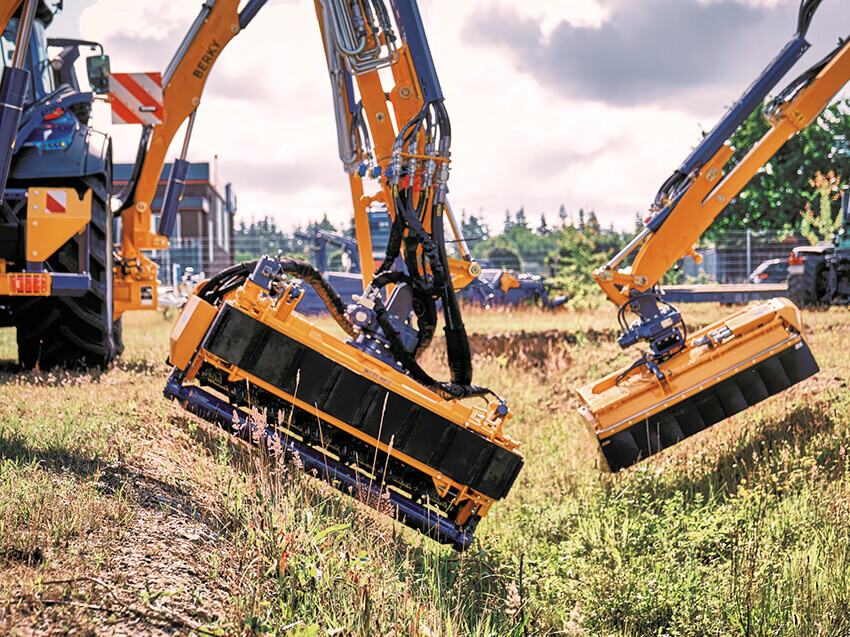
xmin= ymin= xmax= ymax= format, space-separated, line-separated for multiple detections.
xmin=578 ymin=298 xmax=818 ymax=471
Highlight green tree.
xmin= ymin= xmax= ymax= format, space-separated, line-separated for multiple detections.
xmin=503 ymin=210 xmax=513 ymax=234
xmin=514 ymin=207 xmax=528 ymax=229
xmin=633 ymin=212 xmax=644 ymax=234
xmin=537 ymin=214 xmax=549 ymax=235
xmin=545 ymin=221 xmax=624 ymax=308
xmin=234 ymin=215 xmax=301 ymax=261
xmin=478 ymin=224 xmax=548 ymax=271
xmin=586 ymin=210 xmax=601 ymax=234
xmin=486 ymin=246 xmax=522 ymax=270
xmin=705 ymin=99 xmax=850 ymax=241
xmin=800 ymin=170 xmax=844 ymax=244
xmin=461 ymin=212 xmax=490 ymax=243
xmin=306 ymin=213 xmax=337 ymax=235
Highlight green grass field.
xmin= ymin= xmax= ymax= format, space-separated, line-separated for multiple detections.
xmin=1 ymin=303 xmax=848 ymax=635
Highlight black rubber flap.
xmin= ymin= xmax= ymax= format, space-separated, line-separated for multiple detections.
xmin=600 ymin=338 xmax=818 ymax=472
xmin=203 ymin=305 xmax=524 ymax=500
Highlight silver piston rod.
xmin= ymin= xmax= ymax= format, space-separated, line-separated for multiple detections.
xmin=320 ymin=7 xmax=362 ymax=171
xmin=317 ymin=0 xmax=398 ymax=74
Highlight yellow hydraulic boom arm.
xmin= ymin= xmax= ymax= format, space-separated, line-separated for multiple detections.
xmin=579 ymin=1 xmax=846 ymax=472
xmin=112 ymin=0 xmax=479 ymax=319
xmin=314 ymin=0 xmax=481 ymax=293
xmin=113 ymin=0 xmax=267 ymax=318
xmin=596 ymin=35 xmax=850 ymax=305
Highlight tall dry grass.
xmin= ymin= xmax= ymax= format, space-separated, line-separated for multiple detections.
xmin=1 ymin=303 xmax=849 ymax=635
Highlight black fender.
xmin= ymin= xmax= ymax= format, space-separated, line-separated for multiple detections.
xmin=10 ymin=125 xmax=110 ymax=183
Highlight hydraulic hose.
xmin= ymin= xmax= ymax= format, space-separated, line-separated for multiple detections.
xmin=198 ymin=260 xmax=257 ymax=303
xmin=370 ymin=270 xmax=437 ymax=358
xmin=371 ymin=291 xmax=488 ymax=400
xmin=113 ymin=125 xmax=153 ymax=211
xmin=376 ymin=210 xmax=406 ymax=275
xmin=797 ymin=0 xmax=824 ymax=35
xmin=768 ymin=35 xmax=847 ymax=113
xmin=275 ymin=258 xmax=357 ymax=338
xmin=197 ymin=257 xmax=357 ymax=338
xmin=431 ymin=199 xmax=473 ymax=386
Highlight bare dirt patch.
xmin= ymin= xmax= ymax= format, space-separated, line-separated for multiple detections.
xmin=1 ymin=456 xmax=238 ymax=637
xmin=432 ymin=329 xmax=618 ymax=371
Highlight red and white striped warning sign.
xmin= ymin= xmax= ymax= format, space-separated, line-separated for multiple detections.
xmin=108 ymin=72 xmax=164 ymax=125
xmin=45 ymin=190 xmax=67 ymax=214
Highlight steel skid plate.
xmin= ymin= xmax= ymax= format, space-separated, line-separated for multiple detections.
xmin=578 ymin=299 xmax=819 ymax=471
xmin=167 ymin=296 xmax=523 ymax=548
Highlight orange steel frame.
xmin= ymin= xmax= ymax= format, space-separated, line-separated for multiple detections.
xmin=113 ymin=0 xmax=246 ymax=318
xmin=579 ymin=298 xmax=807 ymax=438
xmin=114 ymin=0 xmax=477 ymax=318
xmin=314 ymin=0 xmax=479 ymax=292
xmin=172 ymin=277 xmax=520 ymax=526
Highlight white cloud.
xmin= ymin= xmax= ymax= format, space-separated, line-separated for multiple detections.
xmin=502 ymin=0 xmax=610 ymax=34
xmin=80 ymin=1 xmax=197 ymax=42
xmin=49 ymin=0 xmax=844 ymax=234
xmin=696 ymin=0 xmax=785 ymax=6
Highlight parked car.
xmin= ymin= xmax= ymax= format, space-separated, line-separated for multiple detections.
xmin=747 ymin=258 xmax=789 ymax=283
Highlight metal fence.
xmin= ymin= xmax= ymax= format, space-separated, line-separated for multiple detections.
xmin=149 ymin=238 xmax=205 ymax=287
xmin=460 ymin=230 xmax=810 ymax=283
xmin=681 ymin=230 xmax=807 ymax=283
xmin=150 ymin=230 xmax=814 ymax=288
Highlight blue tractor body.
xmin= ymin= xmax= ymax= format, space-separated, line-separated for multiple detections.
xmin=0 ymin=2 xmax=119 ymax=367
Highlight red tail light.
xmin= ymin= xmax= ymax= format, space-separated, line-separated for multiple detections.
xmin=12 ymin=274 xmax=48 ymax=294
xmin=44 ymin=108 xmax=66 ymax=121
xmin=758 ymin=272 xmax=769 ymax=280
xmin=788 ymin=255 xmax=804 ymax=265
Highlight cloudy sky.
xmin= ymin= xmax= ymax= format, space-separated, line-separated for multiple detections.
xmin=49 ymin=0 xmax=848 ymax=231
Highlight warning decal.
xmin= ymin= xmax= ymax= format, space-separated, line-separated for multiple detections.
xmin=108 ymin=72 xmax=164 ymax=125
xmin=45 ymin=190 xmax=67 ymax=214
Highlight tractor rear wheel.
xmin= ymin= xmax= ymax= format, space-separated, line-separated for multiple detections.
xmin=787 ymin=256 xmax=829 ymax=309
xmin=15 ymin=175 xmax=122 ymax=369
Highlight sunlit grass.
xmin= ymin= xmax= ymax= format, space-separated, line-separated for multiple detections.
xmin=1 ymin=303 xmax=849 ymax=635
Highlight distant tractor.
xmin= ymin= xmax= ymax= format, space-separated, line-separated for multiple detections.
xmin=456 ymin=268 xmax=552 ymax=309
xmin=787 ymin=187 xmax=850 ymax=307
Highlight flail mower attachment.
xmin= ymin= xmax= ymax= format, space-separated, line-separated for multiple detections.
xmin=578 ymin=298 xmax=818 ymax=472
xmin=165 ymin=257 xmax=523 ymax=549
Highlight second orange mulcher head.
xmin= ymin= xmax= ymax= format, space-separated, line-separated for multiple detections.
xmin=577 ymin=299 xmax=818 ymax=472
